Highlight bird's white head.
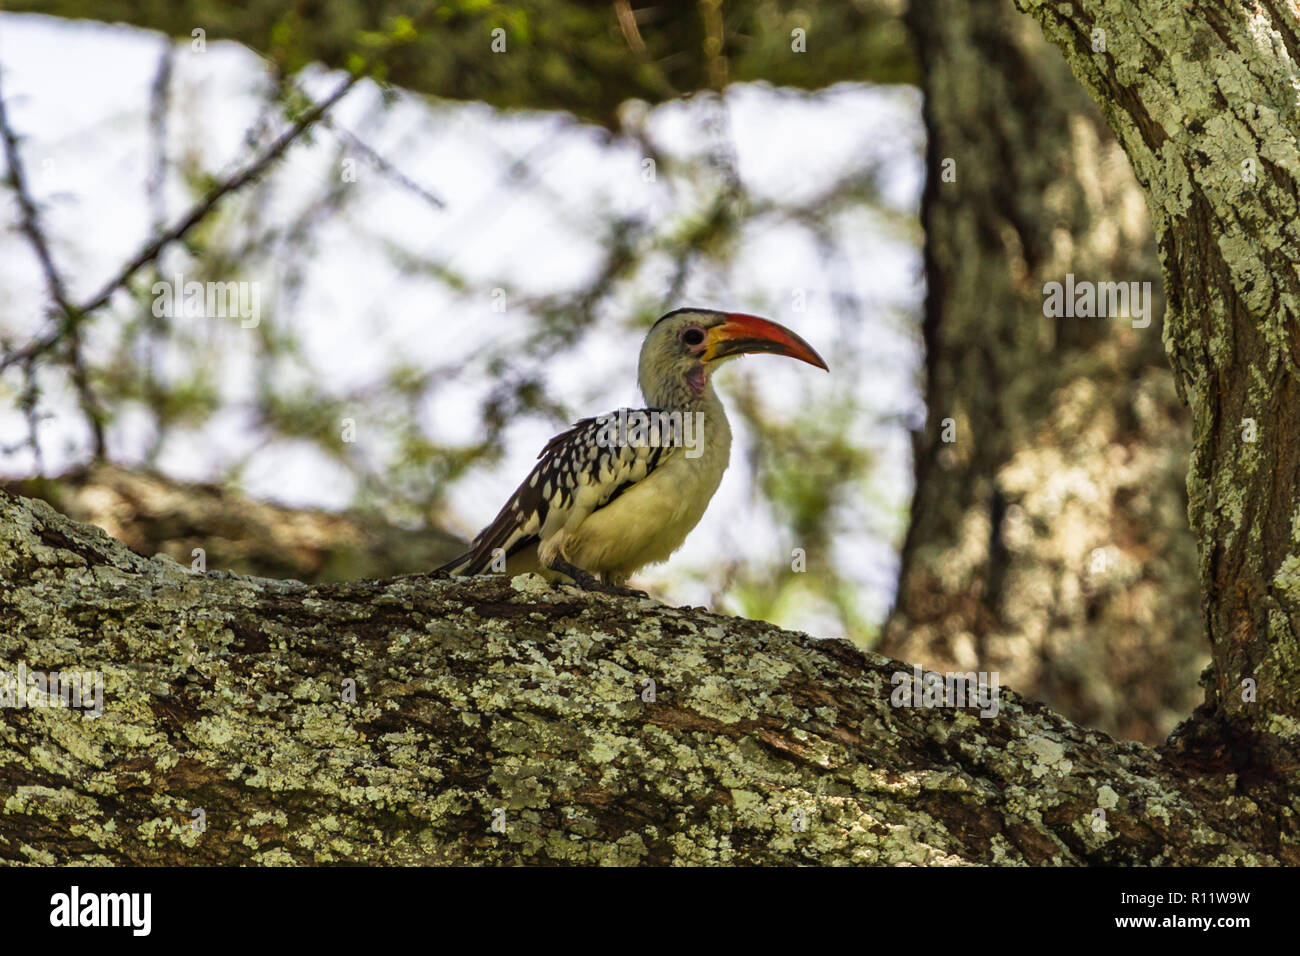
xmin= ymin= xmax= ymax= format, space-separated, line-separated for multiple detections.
xmin=637 ymin=308 xmax=829 ymax=409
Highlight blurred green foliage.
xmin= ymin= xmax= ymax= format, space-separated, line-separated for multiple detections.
xmin=8 ymin=0 xmax=914 ymax=125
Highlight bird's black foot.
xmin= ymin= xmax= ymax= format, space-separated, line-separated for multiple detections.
xmin=604 ymin=584 xmax=651 ymax=599
xmin=549 ymin=558 xmax=649 ymax=599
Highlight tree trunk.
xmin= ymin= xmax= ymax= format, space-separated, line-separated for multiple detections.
xmin=882 ymin=0 xmax=1201 ymax=745
xmin=1 ymin=488 xmax=1296 ymax=864
xmin=1007 ymin=0 xmax=1300 ymax=771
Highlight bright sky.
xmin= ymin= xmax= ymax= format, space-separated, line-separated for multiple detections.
xmin=0 ymin=12 xmax=925 ymax=636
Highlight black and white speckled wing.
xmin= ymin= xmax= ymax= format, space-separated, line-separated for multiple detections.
xmin=436 ymin=408 xmax=680 ymax=576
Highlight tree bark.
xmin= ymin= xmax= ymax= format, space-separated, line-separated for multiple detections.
xmin=882 ymin=0 xmax=1201 ymax=745
xmin=1009 ymin=0 xmax=1300 ymax=773
xmin=1 ymin=488 xmax=1296 ymax=864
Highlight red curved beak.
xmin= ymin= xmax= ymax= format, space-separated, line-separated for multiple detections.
xmin=701 ymin=313 xmax=829 ymax=371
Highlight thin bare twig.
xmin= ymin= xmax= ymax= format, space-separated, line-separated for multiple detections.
xmin=323 ymin=113 xmax=446 ymax=210
xmin=140 ymin=40 xmax=176 ymax=464
xmin=77 ymin=72 xmax=362 ymax=317
xmin=18 ymin=355 xmax=46 ymax=474
xmin=0 ymin=65 xmax=106 ymax=455
xmin=146 ymin=40 xmax=174 ymax=234
xmin=0 ymin=71 xmax=361 ymax=375
xmin=0 ymin=75 xmax=73 ymax=314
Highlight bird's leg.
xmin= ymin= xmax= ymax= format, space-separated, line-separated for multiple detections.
xmin=549 ymin=557 xmax=649 ymax=600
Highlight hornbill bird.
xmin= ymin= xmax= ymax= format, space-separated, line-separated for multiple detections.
xmin=437 ymin=308 xmax=828 ymax=595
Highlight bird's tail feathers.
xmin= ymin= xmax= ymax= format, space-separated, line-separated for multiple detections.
xmin=434 ymin=550 xmax=475 ymax=575
xmin=435 ymin=531 xmax=538 ymax=577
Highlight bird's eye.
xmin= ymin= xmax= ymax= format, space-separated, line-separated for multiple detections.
xmin=682 ymin=327 xmax=705 ymax=347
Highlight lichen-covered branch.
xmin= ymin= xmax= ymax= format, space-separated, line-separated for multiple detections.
xmin=1 ymin=490 xmax=1294 ymax=864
